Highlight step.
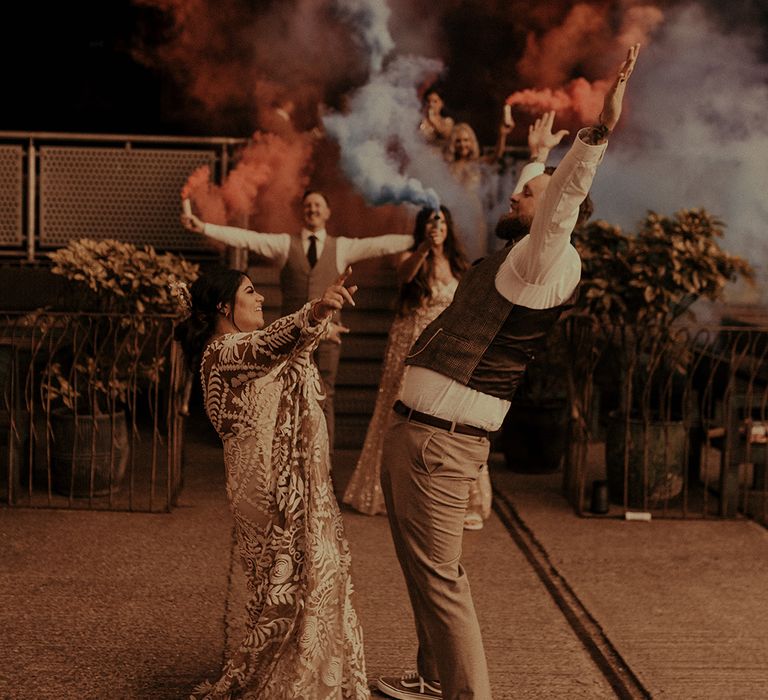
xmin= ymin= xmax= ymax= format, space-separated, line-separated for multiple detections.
xmin=335 ymin=387 xmax=378 ymax=415
xmin=335 ymin=414 xmax=375 ymax=449
xmin=337 ymin=360 xmax=383 ymax=387
xmin=340 ymin=335 xmax=389 ymax=360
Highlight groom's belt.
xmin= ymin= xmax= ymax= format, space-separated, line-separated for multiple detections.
xmin=393 ymin=400 xmax=490 ymax=439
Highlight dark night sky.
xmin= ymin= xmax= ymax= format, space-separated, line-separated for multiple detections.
xmin=0 ymin=2 xmax=193 ymax=136
xmin=3 ymin=0 xmax=767 ymax=140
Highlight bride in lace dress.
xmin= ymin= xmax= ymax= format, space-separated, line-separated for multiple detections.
xmin=343 ymin=206 xmax=492 ymax=526
xmin=175 ymin=266 xmax=369 ymax=700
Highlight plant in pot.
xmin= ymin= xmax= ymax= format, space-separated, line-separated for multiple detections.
xmin=571 ymin=209 xmax=753 ymax=508
xmin=38 ymin=238 xmax=198 ymax=498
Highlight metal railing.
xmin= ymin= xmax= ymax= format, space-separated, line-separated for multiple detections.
xmin=1 ymin=311 xmax=189 ymax=512
xmin=561 ymin=317 xmax=768 ymax=523
xmin=0 ymin=130 xmax=247 ymax=261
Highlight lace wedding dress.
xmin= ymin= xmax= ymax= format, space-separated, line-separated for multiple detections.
xmin=191 ymin=304 xmax=369 ymax=700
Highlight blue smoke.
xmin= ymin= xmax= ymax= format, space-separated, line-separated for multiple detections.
xmin=323 ymin=55 xmax=442 ymax=212
xmin=334 ymin=0 xmax=395 ymax=74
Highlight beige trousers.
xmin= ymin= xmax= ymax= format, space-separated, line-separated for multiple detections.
xmin=381 ymin=413 xmax=493 ymax=700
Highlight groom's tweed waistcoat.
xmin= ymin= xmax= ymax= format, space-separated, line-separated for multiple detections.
xmin=281 ymin=234 xmax=339 ymax=321
xmin=405 ymin=246 xmax=576 ymax=401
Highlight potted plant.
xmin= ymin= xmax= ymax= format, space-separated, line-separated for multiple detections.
xmin=39 ymin=239 xmax=198 ymax=497
xmin=570 ymin=209 xmax=753 ymax=507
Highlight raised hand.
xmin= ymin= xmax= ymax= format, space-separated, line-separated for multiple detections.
xmin=312 ymin=266 xmax=358 ymax=321
xmin=498 ymin=104 xmax=515 ymax=138
xmin=528 ymin=110 xmax=569 ymax=162
xmin=599 ymin=43 xmax=640 ymax=132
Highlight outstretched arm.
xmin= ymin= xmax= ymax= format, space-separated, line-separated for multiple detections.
xmin=180 ymin=211 xmax=290 ymax=265
xmin=512 ymin=44 xmax=641 ymax=284
xmin=338 ymin=233 xmax=415 ymax=268
xmin=205 ymin=268 xmax=358 ymax=379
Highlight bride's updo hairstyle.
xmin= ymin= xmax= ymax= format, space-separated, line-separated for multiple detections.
xmin=174 ymin=266 xmax=246 ymax=371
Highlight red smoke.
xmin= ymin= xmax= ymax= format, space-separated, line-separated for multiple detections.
xmin=506 ymin=3 xmax=663 ymax=137
xmin=226 ymin=132 xmax=314 ymax=232
xmin=153 ymin=1 xmax=668 ymax=237
xmin=139 ymin=0 xmax=415 ymax=239
xmin=181 ymin=164 xmax=227 ymax=225
xmin=133 ymin=0 xmax=368 ymax=134
xmin=506 ymin=77 xmax=610 ymax=132
xmin=180 ymin=132 xmax=314 ymax=230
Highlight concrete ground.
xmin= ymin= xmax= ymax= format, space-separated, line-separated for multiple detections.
xmin=2 ymin=413 xmax=768 ymax=699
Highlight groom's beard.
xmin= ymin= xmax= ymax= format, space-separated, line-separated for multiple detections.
xmin=495 ymin=213 xmax=531 ymax=246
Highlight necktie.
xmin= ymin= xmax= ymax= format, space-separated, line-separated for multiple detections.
xmin=307 ymin=235 xmax=318 ymax=268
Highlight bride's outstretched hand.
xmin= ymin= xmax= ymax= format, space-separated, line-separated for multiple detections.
xmin=312 ymin=267 xmax=358 ymax=322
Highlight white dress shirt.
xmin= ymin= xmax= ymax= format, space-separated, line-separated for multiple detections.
xmin=201 ymin=224 xmax=414 ymax=274
xmin=400 ymin=129 xmax=607 ymax=431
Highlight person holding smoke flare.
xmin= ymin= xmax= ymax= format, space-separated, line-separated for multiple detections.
xmin=173 ymin=266 xmax=369 ymax=699
xmin=376 ymin=45 xmax=640 ymax=700
xmin=343 ymin=205 xmax=494 ymax=528
xmin=181 ymin=189 xmax=414 ymax=459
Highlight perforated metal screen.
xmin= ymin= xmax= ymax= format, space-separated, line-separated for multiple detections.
xmin=0 ymin=146 xmax=24 ymax=245
xmin=39 ymin=147 xmax=216 ymax=250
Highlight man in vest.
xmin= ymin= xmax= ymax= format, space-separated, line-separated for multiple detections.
xmin=181 ymin=189 xmax=414 ymax=454
xmin=377 ymin=45 xmax=639 ymax=700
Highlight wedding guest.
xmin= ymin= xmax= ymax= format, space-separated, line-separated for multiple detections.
xmin=181 ymin=189 xmax=414 ymax=456
xmin=419 ymin=88 xmax=455 ymax=147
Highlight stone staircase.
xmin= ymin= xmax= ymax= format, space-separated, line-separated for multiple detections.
xmin=248 ymin=257 xmax=399 ymax=450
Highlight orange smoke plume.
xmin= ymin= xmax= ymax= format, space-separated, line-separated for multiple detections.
xmin=506 ymin=77 xmax=610 ymax=133
xmin=516 ymin=3 xmax=662 ymax=88
xmin=180 ymin=164 xmax=227 ymax=225
xmin=180 ymin=132 xmax=314 ymax=230
xmin=224 ymin=131 xmax=314 ymax=231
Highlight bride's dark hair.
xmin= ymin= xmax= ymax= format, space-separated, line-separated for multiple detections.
xmin=174 ymin=266 xmax=246 ymax=371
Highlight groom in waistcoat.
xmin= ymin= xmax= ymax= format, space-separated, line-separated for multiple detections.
xmin=182 ymin=189 xmax=414 ymax=455
xmin=376 ymin=45 xmax=640 ymax=700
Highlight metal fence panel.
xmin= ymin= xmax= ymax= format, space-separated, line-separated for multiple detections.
xmin=562 ymin=319 xmax=768 ymax=524
xmin=0 ymin=311 xmax=188 ymax=512
xmin=39 ymin=146 xmax=215 ymax=250
xmin=0 ymin=146 xmax=23 ymax=245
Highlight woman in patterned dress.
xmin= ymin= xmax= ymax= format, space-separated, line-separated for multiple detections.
xmin=343 ymin=206 xmax=492 ymax=528
xmin=175 ymin=265 xmax=369 ymax=699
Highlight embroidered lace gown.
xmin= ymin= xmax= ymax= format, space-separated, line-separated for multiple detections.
xmin=191 ymin=304 xmax=369 ymax=700
xmin=344 ymin=277 xmax=492 ymax=517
